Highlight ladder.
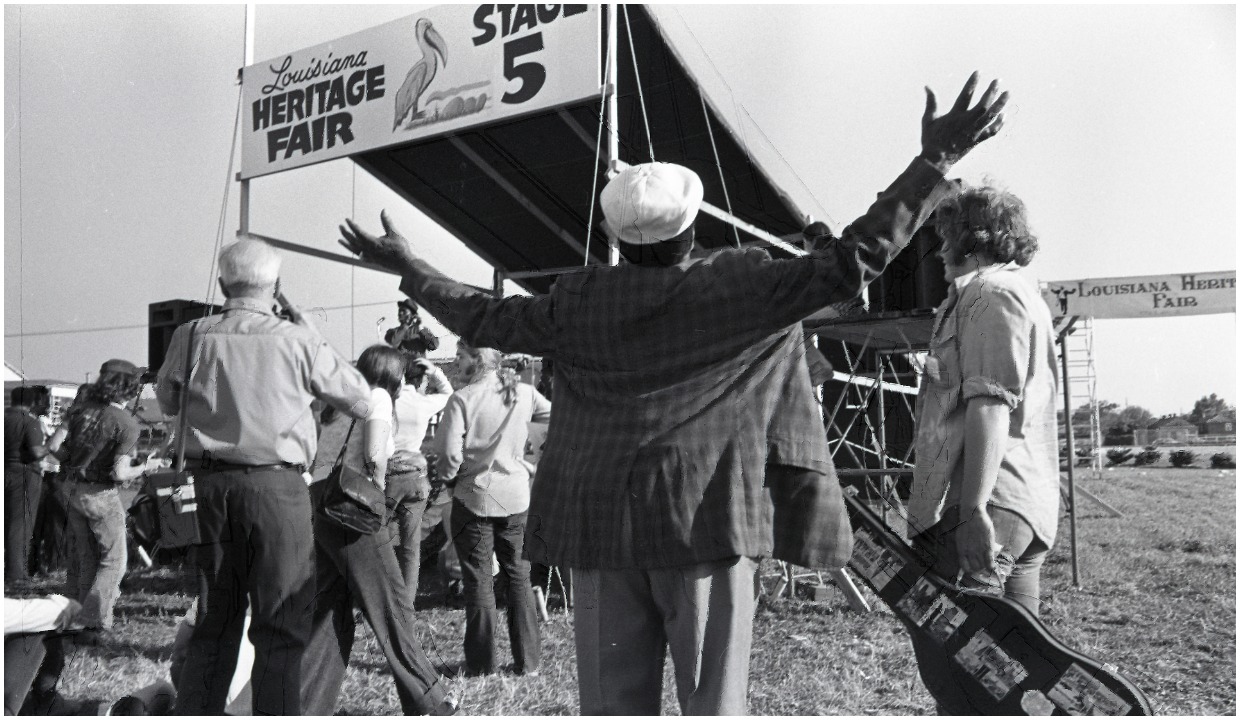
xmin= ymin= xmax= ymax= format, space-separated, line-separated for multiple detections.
xmin=1063 ymin=317 xmax=1101 ymax=471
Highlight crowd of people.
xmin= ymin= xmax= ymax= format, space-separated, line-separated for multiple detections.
xmin=4 ymin=72 xmax=1064 ymax=715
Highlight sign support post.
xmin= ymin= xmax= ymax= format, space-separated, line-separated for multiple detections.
xmin=1058 ymin=316 xmax=1082 ymax=588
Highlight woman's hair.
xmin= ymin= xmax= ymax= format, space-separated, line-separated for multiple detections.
xmin=934 ymin=184 xmax=1039 ymax=267
xmin=459 ymin=342 xmax=520 ymax=406
xmin=87 ymin=371 xmax=143 ymax=405
xmin=356 ymin=344 xmax=406 ymax=400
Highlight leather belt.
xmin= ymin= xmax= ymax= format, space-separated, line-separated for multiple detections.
xmin=187 ymin=459 xmax=307 ymax=474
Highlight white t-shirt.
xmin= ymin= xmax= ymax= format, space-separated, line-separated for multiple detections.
xmin=343 ymin=386 xmax=396 ymax=476
xmin=393 ymin=386 xmax=452 ymax=454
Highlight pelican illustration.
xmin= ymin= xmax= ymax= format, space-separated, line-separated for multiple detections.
xmin=393 ymin=18 xmax=447 ymax=130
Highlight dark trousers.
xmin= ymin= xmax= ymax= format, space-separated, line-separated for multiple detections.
xmin=910 ymin=505 xmax=1049 ymax=715
xmin=4 ymin=633 xmax=66 ymax=715
xmin=29 ymin=473 xmax=69 ymax=576
xmin=173 ymin=468 xmax=315 ymax=716
xmin=386 ymin=466 xmax=430 ymax=603
xmin=301 ymin=481 xmax=448 ymax=715
xmin=5 ymin=463 xmax=42 ymax=583
xmin=450 ymin=500 xmax=540 ymax=675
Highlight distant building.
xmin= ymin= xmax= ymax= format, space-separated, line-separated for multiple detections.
xmin=1134 ymin=415 xmax=1200 ymax=445
xmin=1203 ymin=410 xmax=1236 ymax=437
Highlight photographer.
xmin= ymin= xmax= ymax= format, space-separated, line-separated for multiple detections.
xmin=385 ymin=299 xmax=439 ymax=359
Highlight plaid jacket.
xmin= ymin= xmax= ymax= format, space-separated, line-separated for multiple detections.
xmin=399 ymin=157 xmax=950 ymax=569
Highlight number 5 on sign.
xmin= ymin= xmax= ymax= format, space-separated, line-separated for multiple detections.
xmin=502 ymin=33 xmax=546 ymax=104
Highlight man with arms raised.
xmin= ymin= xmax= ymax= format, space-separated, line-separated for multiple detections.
xmin=157 ymin=239 xmax=369 ymax=715
xmin=341 ymin=74 xmax=1007 ymax=714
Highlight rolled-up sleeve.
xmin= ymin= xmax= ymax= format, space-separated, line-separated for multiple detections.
xmin=155 ymin=324 xmax=190 ymax=417
xmin=959 ymin=287 xmax=1033 ymax=409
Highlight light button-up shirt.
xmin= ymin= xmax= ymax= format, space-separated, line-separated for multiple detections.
xmin=909 ymin=264 xmax=1061 ymax=545
xmin=156 ymin=296 xmax=370 ymax=467
xmin=436 ymin=372 xmax=551 ymax=517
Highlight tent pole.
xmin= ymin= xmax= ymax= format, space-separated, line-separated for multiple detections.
xmin=1060 ymin=316 xmax=1081 ymax=587
xmin=606 ymin=3 xmax=620 ymax=267
xmin=238 ymin=3 xmax=256 ymax=237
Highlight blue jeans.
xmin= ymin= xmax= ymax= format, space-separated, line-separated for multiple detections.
xmin=301 ymin=481 xmax=448 ymax=715
xmin=910 ymin=505 xmax=1049 ymax=714
xmin=451 ymin=500 xmax=540 ymax=675
xmin=385 ymin=454 xmax=431 ymax=602
xmin=63 ymin=483 xmax=127 ymax=629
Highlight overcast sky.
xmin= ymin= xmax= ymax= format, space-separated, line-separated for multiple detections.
xmin=4 ymin=4 xmax=1235 ymax=416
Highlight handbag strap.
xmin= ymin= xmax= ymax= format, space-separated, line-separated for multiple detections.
xmin=173 ymin=320 xmax=202 ymax=473
xmin=332 ymin=419 xmax=358 ymax=472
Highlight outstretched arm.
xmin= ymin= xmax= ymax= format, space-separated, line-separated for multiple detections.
xmin=338 ymin=214 xmax=555 ymax=356
xmin=745 ymin=73 xmax=1008 ymax=327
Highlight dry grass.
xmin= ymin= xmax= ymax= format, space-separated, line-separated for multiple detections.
xmin=28 ymin=467 xmax=1237 ymax=714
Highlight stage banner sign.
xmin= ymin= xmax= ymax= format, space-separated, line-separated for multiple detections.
xmin=1042 ymin=271 xmax=1236 ymax=319
xmin=239 ymin=5 xmax=600 ymax=179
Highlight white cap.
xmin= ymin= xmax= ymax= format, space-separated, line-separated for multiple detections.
xmin=599 ymin=163 xmax=703 ymax=246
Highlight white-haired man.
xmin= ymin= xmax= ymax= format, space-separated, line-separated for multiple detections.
xmin=156 ymin=239 xmax=369 ymax=715
xmin=341 ymin=74 xmax=1007 ymax=714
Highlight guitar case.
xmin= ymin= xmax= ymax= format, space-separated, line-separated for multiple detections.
xmin=842 ymin=488 xmax=1153 ymax=715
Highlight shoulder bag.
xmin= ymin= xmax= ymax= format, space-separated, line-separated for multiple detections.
xmin=320 ymin=419 xmax=387 ymax=534
xmin=140 ymin=320 xmax=203 ymax=550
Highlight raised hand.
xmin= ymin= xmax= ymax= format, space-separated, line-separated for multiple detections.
xmin=338 ymin=210 xmax=416 ymax=272
xmin=921 ymin=71 xmax=1008 ymax=167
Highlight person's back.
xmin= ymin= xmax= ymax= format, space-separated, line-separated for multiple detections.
xmin=392 ymin=360 xmax=453 ymax=454
xmin=60 ymin=402 xmax=137 ymax=484
xmin=165 ymin=303 xmax=363 ymax=466
xmin=441 ymin=373 xmax=549 ymax=518
xmin=531 ymin=249 xmax=828 ymax=568
xmin=5 ymin=407 xmax=43 ymax=469
xmin=156 ymin=239 xmax=369 ymax=716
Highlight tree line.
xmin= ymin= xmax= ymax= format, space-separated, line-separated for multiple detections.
xmin=1058 ymin=393 xmax=1235 ymax=445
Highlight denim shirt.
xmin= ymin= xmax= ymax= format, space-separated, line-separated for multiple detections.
xmin=909 ymin=264 xmax=1061 ymax=546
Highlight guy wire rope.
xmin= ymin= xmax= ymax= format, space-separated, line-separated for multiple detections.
xmin=666 ymin=7 xmax=837 ymax=229
xmin=205 ymin=5 xmax=249 ymax=315
xmin=700 ymin=92 xmax=741 ymax=249
xmin=581 ymin=19 xmax=612 ymax=267
xmin=622 ymin=5 xmax=655 ymax=163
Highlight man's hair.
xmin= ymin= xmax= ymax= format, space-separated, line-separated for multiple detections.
xmin=357 ymin=344 xmax=406 ymax=401
xmin=617 ymin=225 xmax=695 ymax=267
xmin=88 ymin=371 xmax=143 ymax=405
xmin=9 ymin=385 xmax=49 ymax=409
xmin=219 ymin=239 xmax=281 ymax=292
xmin=935 ymin=184 xmax=1039 ymax=267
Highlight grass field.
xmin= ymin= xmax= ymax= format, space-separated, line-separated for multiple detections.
xmin=32 ymin=467 xmax=1236 ymax=715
